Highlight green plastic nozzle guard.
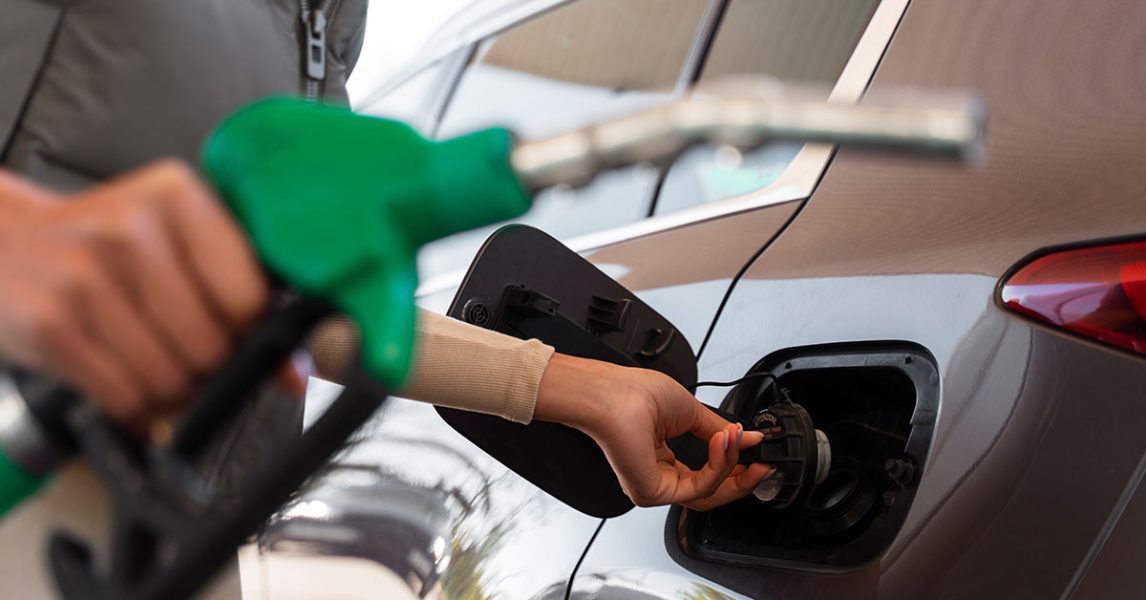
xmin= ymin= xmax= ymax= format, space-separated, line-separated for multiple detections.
xmin=202 ymin=98 xmax=532 ymax=387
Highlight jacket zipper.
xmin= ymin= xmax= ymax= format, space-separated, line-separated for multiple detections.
xmin=299 ymin=0 xmax=336 ymax=101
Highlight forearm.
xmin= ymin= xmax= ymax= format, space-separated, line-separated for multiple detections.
xmin=401 ymin=310 xmax=553 ymax=423
xmin=311 ymin=310 xmax=554 ymax=423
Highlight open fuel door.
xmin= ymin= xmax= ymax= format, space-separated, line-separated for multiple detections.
xmin=438 ymin=225 xmax=697 ymax=518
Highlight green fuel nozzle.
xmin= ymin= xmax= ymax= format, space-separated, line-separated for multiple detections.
xmin=203 ymin=98 xmax=533 ymax=387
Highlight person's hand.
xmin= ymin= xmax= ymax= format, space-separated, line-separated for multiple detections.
xmin=534 ymin=354 xmax=772 ymax=510
xmin=0 ymin=161 xmax=269 ymax=427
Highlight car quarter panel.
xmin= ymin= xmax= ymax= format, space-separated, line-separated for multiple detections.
xmin=573 ymin=0 xmax=1146 ymax=597
xmin=749 ymin=0 xmax=1146 ymax=282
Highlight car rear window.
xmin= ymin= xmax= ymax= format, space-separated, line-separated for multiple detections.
xmin=652 ymin=0 xmax=880 ymax=216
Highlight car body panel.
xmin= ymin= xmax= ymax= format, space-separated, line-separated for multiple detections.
xmin=269 ymin=0 xmax=1146 ymax=598
xmin=586 ymin=201 xmax=800 ymax=296
xmin=571 ymin=0 xmax=1146 ymax=597
xmin=575 ymin=272 xmax=1020 ymax=597
xmin=581 ymin=274 xmax=1146 ymax=598
xmin=587 ymin=200 xmax=801 ymax=346
xmin=1072 ymin=455 xmax=1146 ymax=599
xmin=748 ymin=0 xmax=1146 ymax=282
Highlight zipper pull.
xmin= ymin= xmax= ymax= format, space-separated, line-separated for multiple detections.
xmin=304 ymin=9 xmax=327 ymax=82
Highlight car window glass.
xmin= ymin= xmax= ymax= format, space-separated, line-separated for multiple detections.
xmin=419 ymin=0 xmax=711 ymax=279
xmin=438 ymin=0 xmax=708 ymax=139
xmin=653 ymin=0 xmax=880 ymax=216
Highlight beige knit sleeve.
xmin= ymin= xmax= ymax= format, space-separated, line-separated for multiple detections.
xmin=310 ymin=310 xmax=554 ymax=424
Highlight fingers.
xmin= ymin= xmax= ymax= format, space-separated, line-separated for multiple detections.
xmin=72 ymin=252 xmax=187 ymax=399
xmin=667 ymin=424 xmax=772 ymax=509
xmin=671 ymin=422 xmax=742 ymax=502
xmin=683 ymin=463 xmax=773 ymax=512
xmin=87 ymin=160 xmax=268 ymax=358
xmin=145 ymin=161 xmax=268 ymax=329
xmin=120 ymin=211 xmax=232 ymax=373
xmin=89 ymin=162 xmax=267 ymax=398
xmin=28 ymin=298 xmax=145 ymax=425
xmin=17 ymin=160 xmax=270 ymax=424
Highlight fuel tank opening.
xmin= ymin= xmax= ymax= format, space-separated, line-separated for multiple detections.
xmin=677 ymin=342 xmax=939 ymax=571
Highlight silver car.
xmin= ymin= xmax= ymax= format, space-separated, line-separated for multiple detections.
xmin=260 ymin=0 xmax=1146 ymax=598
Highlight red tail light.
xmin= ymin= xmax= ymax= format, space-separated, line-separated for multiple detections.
xmin=1001 ymin=240 xmax=1146 ymax=356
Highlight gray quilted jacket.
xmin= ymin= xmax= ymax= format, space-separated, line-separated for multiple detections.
xmin=1 ymin=0 xmax=367 ymax=188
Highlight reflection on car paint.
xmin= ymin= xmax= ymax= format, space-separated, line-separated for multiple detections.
xmin=558 ymin=569 xmax=742 ymax=599
xmin=267 ymin=387 xmax=602 ymax=599
xmin=570 ymin=505 xmax=751 ymax=599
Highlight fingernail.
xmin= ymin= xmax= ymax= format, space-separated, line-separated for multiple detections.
xmin=737 ymin=427 xmax=744 ymax=449
xmin=722 ymin=431 xmax=730 ymax=451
